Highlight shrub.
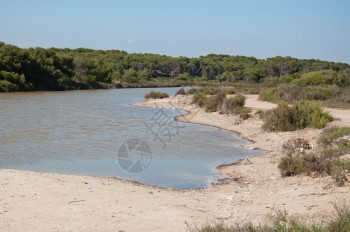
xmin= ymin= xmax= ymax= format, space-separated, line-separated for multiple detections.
xmin=332 ymin=160 xmax=350 ymax=186
xmin=0 ymin=80 xmax=19 ymax=92
xmin=192 ymin=91 xmax=207 ymax=107
xmin=175 ymin=88 xmax=186 ymax=96
xmin=305 ymin=87 xmax=334 ymax=101
xmin=204 ymin=90 xmax=226 ymax=112
xmin=262 ymin=102 xmax=295 ymax=131
xmin=259 ymin=87 xmax=277 ymax=102
xmin=318 ymin=126 xmax=350 ymax=145
xmin=144 ymin=91 xmax=169 ymax=99
xmin=279 ymin=131 xmax=350 ymax=186
xmin=231 ymin=107 xmax=251 ymax=119
xmin=255 ymin=110 xmax=265 ymax=119
xmin=263 ymin=101 xmax=333 ymax=132
xmin=291 ymin=71 xmax=333 ymax=87
xmin=293 ymin=101 xmax=333 ymax=129
xmin=222 ymin=94 xmax=245 ymax=113
xmin=276 ymin=84 xmax=303 ymax=102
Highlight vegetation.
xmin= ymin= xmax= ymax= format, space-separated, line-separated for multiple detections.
xmin=262 ymin=101 xmax=333 ymax=132
xmin=189 ymin=203 xmax=350 ymax=232
xmin=189 ymin=87 xmax=251 ymax=119
xmin=318 ymin=126 xmax=350 ymax=145
xmin=258 ymin=70 xmax=350 ymax=109
xmin=175 ymin=87 xmax=186 ymax=96
xmin=144 ymin=91 xmax=169 ymax=99
xmin=1 ymin=42 xmax=349 ymax=92
xmin=278 ymin=127 xmax=350 ymax=186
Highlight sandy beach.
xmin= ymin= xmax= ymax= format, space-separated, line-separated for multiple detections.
xmin=1 ymin=94 xmax=350 ymax=232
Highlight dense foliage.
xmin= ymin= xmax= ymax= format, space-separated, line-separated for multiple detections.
xmin=1 ymin=42 xmax=349 ymax=92
xmin=262 ymin=101 xmax=333 ymax=131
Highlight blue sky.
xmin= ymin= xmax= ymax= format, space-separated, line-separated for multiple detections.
xmin=1 ymin=0 xmax=349 ymax=63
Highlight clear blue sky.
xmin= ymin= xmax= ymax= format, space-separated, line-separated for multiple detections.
xmin=1 ymin=0 xmax=349 ymax=64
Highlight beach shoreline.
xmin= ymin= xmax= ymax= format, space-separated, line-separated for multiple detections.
xmin=1 ymin=94 xmax=350 ymax=232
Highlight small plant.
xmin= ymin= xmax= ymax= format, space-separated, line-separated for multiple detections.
xmin=332 ymin=160 xmax=350 ymax=187
xmin=175 ymin=88 xmax=186 ymax=96
xmin=144 ymin=91 xmax=169 ymax=99
xmin=255 ymin=110 xmax=265 ymax=119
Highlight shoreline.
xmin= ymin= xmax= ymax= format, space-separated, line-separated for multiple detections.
xmin=1 ymin=94 xmax=350 ymax=232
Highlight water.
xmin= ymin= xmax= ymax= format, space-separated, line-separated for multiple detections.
xmin=0 ymin=88 xmax=262 ymax=189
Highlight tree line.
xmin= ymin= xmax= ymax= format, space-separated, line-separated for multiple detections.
xmin=0 ymin=42 xmax=349 ymax=92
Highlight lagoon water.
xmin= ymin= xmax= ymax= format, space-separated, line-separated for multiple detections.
xmin=0 ymin=88 xmax=262 ymax=189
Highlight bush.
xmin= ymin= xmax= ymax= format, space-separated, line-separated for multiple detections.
xmin=221 ymin=95 xmax=251 ymax=119
xmin=192 ymin=91 xmax=207 ymax=107
xmin=279 ymin=132 xmax=350 ymax=186
xmin=259 ymin=87 xmax=278 ymax=102
xmin=0 ymin=80 xmax=19 ymax=92
xmin=175 ymin=88 xmax=186 ymax=96
xmin=332 ymin=160 xmax=350 ymax=186
xmin=144 ymin=91 xmax=169 ymax=99
xmin=318 ymin=126 xmax=350 ymax=145
xmin=222 ymin=94 xmax=245 ymax=113
xmin=263 ymin=101 xmax=333 ymax=132
xmin=276 ymin=84 xmax=303 ymax=102
xmin=204 ymin=90 xmax=226 ymax=112
xmin=291 ymin=71 xmax=338 ymax=87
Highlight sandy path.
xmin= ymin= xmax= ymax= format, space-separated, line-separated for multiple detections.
xmin=1 ymin=95 xmax=349 ymax=232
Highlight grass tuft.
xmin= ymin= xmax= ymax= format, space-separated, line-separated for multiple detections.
xmin=144 ymin=91 xmax=169 ymax=99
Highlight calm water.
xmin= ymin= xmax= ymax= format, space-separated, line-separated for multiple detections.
xmin=0 ymin=88 xmax=262 ymax=189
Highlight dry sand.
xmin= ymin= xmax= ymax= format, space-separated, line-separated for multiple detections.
xmin=1 ymin=95 xmax=350 ymax=232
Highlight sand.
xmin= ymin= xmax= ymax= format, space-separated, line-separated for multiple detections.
xmin=1 ymin=94 xmax=350 ymax=232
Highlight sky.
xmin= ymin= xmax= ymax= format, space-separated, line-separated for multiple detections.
xmin=0 ymin=0 xmax=349 ymax=64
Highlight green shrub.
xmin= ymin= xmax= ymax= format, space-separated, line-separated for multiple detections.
xmin=175 ymin=88 xmax=186 ymax=96
xmin=262 ymin=102 xmax=295 ymax=131
xmin=305 ymin=87 xmax=334 ymax=101
xmin=0 ymin=80 xmax=19 ymax=92
xmin=292 ymin=71 xmax=339 ymax=87
xmin=259 ymin=87 xmax=277 ymax=102
xmin=318 ymin=126 xmax=350 ymax=145
xmin=144 ymin=91 xmax=169 ymax=99
xmin=263 ymin=101 xmax=333 ymax=132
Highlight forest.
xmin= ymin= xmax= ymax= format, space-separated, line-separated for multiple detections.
xmin=0 ymin=41 xmax=349 ymax=92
